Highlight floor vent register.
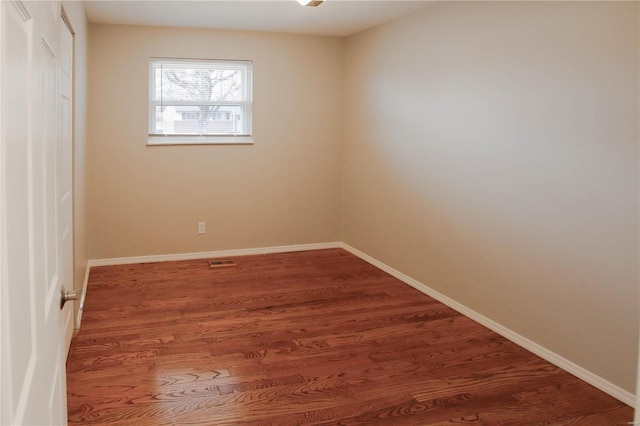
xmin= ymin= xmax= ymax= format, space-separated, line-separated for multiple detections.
xmin=209 ymin=259 xmax=237 ymax=268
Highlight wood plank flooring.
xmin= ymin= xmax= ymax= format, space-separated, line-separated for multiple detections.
xmin=66 ymin=248 xmax=633 ymax=425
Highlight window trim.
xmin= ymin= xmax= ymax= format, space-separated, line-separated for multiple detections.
xmin=147 ymin=135 xmax=254 ymax=146
xmin=148 ymin=58 xmax=253 ymax=146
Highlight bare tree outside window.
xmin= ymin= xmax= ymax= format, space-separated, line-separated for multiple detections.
xmin=164 ymin=68 xmax=241 ymax=134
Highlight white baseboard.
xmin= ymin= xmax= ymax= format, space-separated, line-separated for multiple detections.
xmin=87 ymin=242 xmax=342 ymax=267
xmin=340 ymin=242 xmax=635 ymax=407
xmin=74 ymin=263 xmax=91 ymax=330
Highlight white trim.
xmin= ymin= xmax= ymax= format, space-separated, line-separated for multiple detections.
xmin=635 ymin=293 xmax=640 ymax=422
xmin=339 ymin=242 xmax=635 ymax=407
xmin=74 ymin=263 xmax=90 ymax=331
xmin=87 ymin=242 xmax=341 ymax=267
xmin=147 ymin=135 xmax=254 ymax=146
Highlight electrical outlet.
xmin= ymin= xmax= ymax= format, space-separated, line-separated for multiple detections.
xmin=198 ymin=222 xmax=206 ymax=234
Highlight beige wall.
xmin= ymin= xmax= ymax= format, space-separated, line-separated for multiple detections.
xmin=62 ymin=1 xmax=88 ymax=326
xmin=86 ymin=2 xmax=638 ymax=394
xmin=87 ymin=25 xmax=344 ymax=259
xmin=342 ymin=1 xmax=639 ymax=392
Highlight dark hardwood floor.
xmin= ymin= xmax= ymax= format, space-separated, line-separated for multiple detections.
xmin=66 ymin=248 xmax=633 ymax=425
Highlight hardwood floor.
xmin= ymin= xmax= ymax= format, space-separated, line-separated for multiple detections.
xmin=67 ymin=248 xmax=633 ymax=425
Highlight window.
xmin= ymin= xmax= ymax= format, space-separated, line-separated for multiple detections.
xmin=148 ymin=58 xmax=253 ymax=145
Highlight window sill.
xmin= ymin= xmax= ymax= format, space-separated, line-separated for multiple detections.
xmin=147 ymin=135 xmax=254 ymax=146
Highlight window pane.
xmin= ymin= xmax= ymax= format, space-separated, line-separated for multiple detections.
xmin=152 ymin=105 xmax=247 ymax=135
xmin=156 ymin=65 xmax=244 ymax=102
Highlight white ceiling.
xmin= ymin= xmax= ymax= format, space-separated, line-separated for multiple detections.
xmin=83 ymin=0 xmax=430 ymax=37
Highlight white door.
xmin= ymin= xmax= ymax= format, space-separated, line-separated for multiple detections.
xmin=0 ymin=1 xmax=70 ymax=424
xmin=60 ymin=10 xmax=75 ymax=356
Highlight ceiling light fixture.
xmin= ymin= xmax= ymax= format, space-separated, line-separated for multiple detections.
xmin=297 ymin=0 xmax=324 ymax=6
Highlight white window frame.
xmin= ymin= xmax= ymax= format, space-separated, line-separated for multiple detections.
xmin=148 ymin=58 xmax=253 ymax=145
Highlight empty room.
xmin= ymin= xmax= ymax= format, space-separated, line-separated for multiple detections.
xmin=1 ymin=0 xmax=638 ymax=424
